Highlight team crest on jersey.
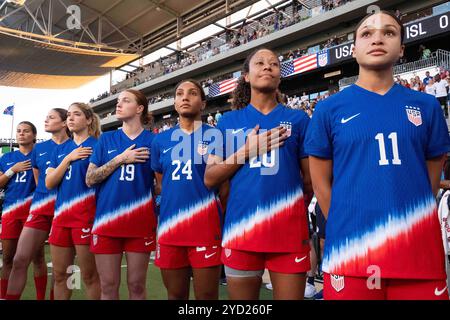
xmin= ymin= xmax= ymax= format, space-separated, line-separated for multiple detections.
xmin=280 ymin=121 xmax=292 ymax=137
xmin=225 ymin=248 xmax=232 ymax=258
xmin=93 ymin=234 xmax=98 ymax=246
xmin=197 ymin=141 xmax=209 ymax=156
xmin=330 ymin=274 xmax=345 ymax=292
xmin=405 ymin=106 xmax=422 ymax=127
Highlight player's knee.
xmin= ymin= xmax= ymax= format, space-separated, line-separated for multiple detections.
xmin=196 ymin=289 xmax=218 ymax=300
xmin=52 ymin=269 xmax=69 ymax=284
xmin=100 ymin=278 xmax=120 ymax=294
xmin=82 ymin=271 xmax=99 ymax=286
xmin=12 ymin=253 xmax=31 ymax=271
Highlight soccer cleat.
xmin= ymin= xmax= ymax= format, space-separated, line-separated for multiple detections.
xmin=304 ymin=282 xmax=317 ymax=298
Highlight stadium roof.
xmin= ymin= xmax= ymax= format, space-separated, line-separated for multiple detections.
xmin=0 ymin=0 xmax=258 ymax=88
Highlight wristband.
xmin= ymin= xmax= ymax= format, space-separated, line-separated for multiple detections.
xmin=4 ymin=168 xmax=15 ymax=178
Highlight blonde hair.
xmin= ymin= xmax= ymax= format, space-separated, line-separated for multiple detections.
xmin=69 ymin=103 xmax=101 ymax=138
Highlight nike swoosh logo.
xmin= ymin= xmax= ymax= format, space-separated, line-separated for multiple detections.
xmin=341 ymin=113 xmax=361 ymax=124
xmin=7 ymin=162 xmax=14 ymax=165
xmin=81 ymin=235 xmax=90 ymax=239
xmin=163 ymin=148 xmax=172 ymax=154
xmin=295 ymin=255 xmax=308 ymax=263
xmin=145 ymin=241 xmax=154 ymax=246
xmin=81 ymin=228 xmax=91 ymax=233
xmin=58 ymin=154 xmax=65 ymax=158
xmin=39 ymin=153 xmax=47 ymax=156
xmin=435 ymin=286 xmax=447 ymax=296
xmin=232 ymin=128 xmax=246 ymax=134
xmin=205 ymin=252 xmax=217 ymax=259
xmin=108 ymin=150 xmax=117 ymax=154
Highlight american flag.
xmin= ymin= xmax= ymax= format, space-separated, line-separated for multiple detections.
xmin=208 ymin=78 xmax=238 ymax=97
xmin=281 ymin=54 xmax=318 ymax=78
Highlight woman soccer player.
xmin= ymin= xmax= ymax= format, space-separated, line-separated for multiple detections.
xmin=0 ymin=122 xmax=39 ymax=299
xmin=45 ymin=103 xmax=101 ymax=299
xmin=86 ymin=89 xmax=156 ymax=300
xmin=305 ymin=11 xmax=450 ymax=300
xmin=204 ymin=48 xmax=312 ymax=300
xmin=151 ymin=79 xmax=222 ymax=299
xmin=7 ymin=109 xmax=70 ymax=300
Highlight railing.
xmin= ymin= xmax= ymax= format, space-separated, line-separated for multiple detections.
xmin=339 ymin=50 xmax=450 ymax=88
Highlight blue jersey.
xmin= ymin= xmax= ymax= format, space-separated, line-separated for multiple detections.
xmin=0 ymin=150 xmax=35 ymax=220
xmin=305 ymin=84 xmax=450 ymax=279
xmin=211 ymin=103 xmax=310 ymax=253
xmin=50 ymin=137 xmax=97 ymax=228
xmin=30 ymin=139 xmax=59 ymax=216
xmin=151 ymin=124 xmax=222 ymax=246
xmin=90 ymin=129 xmax=156 ymax=238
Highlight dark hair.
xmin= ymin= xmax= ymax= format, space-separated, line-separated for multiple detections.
xmin=231 ymin=47 xmax=279 ymax=110
xmin=124 ymin=89 xmax=152 ymax=126
xmin=174 ymin=79 xmax=206 ymax=101
xmin=69 ymin=103 xmax=101 ymax=138
xmin=354 ymin=10 xmax=405 ymax=44
xmin=18 ymin=121 xmax=37 ymax=143
xmin=51 ymin=108 xmax=71 ymax=136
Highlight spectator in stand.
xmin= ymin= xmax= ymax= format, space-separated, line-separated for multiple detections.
xmin=419 ymin=45 xmax=431 ymax=60
xmin=424 ymin=78 xmax=436 ymax=96
xmin=435 ymin=74 xmax=450 ymax=118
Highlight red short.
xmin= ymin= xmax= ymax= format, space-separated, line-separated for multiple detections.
xmin=48 ymin=225 xmax=93 ymax=247
xmin=0 ymin=218 xmax=26 ymax=240
xmin=23 ymin=213 xmax=53 ymax=233
xmin=90 ymin=234 xmax=156 ymax=254
xmin=221 ymin=247 xmax=310 ymax=273
xmin=324 ymin=273 xmax=449 ymax=300
xmin=155 ymin=243 xmax=221 ymax=269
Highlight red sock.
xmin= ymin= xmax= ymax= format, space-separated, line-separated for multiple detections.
xmin=0 ymin=279 xmax=8 ymax=299
xmin=34 ymin=275 xmax=47 ymax=300
xmin=50 ymin=288 xmax=54 ymax=300
xmin=5 ymin=294 xmax=20 ymax=300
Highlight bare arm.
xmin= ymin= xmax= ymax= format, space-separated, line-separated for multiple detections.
xmin=154 ymin=172 xmax=162 ymax=196
xmin=0 ymin=171 xmax=8 ymax=189
xmin=85 ymin=157 xmax=124 ymax=188
xmin=309 ymin=156 xmax=333 ymax=219
xmin=427 ymin=155 xmax=446 ymax=197
xmin=300 ymin=157 xmax=313 ymax=207
xmin=218 ymin=180 xmax=230 ymax=212
xmin=33 ymin=168 xmax=39 ymax=185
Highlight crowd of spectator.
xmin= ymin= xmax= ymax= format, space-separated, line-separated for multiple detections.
xmin=91 ymin=0 xmax=354 ymax=102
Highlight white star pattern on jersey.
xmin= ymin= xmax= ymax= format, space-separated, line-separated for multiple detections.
xmin=2 ymin=196 xmax=33 ymax=218
xmin=54 ymin=190 xmax=95 ymax=218
xmin=222 ymin=188 xmax=303 ymax=247
xmin=157 ymin=194 xmax=217 ymax=238
xmin=29 ymin=194 xmax=57 ymax=212
xmin=92 ymin=192 xmax=153 ymax=232
xmin=324 ymin=197 xmax=436 ymax=273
